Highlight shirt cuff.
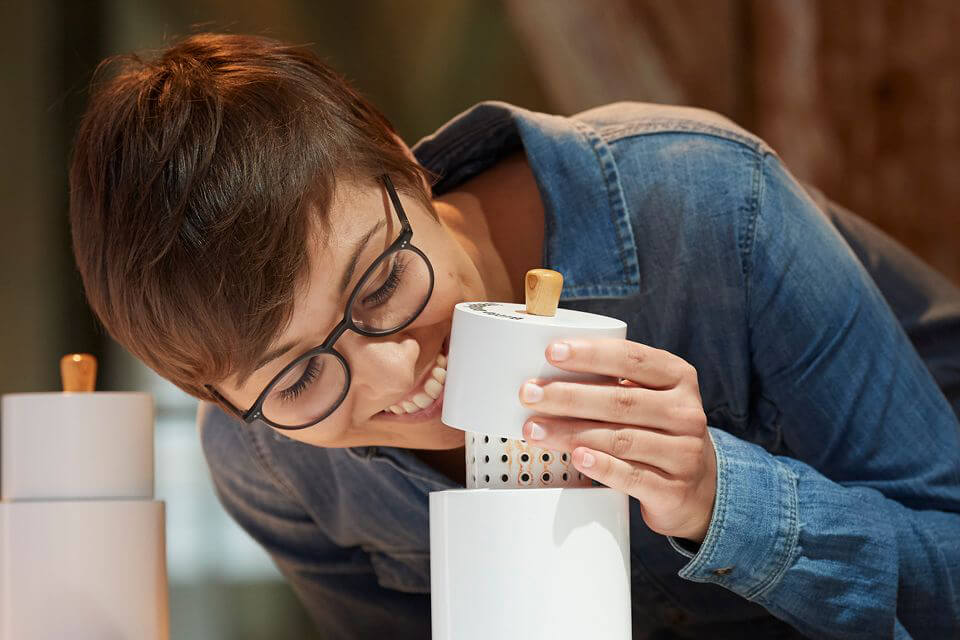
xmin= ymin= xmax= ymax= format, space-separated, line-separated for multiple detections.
xmin=666 ymin=427 xmax=801 ymax=600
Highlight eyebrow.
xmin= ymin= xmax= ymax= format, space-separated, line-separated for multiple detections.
xmin=250 ymin=218 xmax=387 ymax=374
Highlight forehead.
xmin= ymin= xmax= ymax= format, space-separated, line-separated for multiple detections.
xmin=223 ymin=176 xmax=390 ymax=394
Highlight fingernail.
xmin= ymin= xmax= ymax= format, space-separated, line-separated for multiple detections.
xmin=580 ymin=451 xmax=595 ymax=468
xmin=549 ymin=342 xmax=570 ymax=361
xmin=522 ymin=382 xmax=544 ymax=403
xmin=527 ymin=421 xmax=546 ymax=440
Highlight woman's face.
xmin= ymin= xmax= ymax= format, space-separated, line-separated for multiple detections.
xmin=216 ymin=173 xmax=496 ymax=450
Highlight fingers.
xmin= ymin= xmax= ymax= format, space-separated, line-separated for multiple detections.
xmin=546 ymin=338 xmax=699 ymax=392
xmin=522 ymin=416 xmax=705 ymax=477
xmin=520 ymin=378 xmax=706 ymax=435
xmin=568 ymin=446 xmax=672 ymax=506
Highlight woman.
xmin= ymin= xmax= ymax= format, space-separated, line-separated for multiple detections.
xmin=68 ymin=33 xmax=960 ymax=638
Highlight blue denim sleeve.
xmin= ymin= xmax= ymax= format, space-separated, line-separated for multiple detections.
xmin=666 ymin=153 xmax=960 ymax=639
xmin=198 ymin=403 xmax=432 ymax=639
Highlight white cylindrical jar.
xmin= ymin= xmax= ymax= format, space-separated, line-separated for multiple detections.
xmin=0 ymin=391 xmax=169 ymax=640
xmin=430 ymin=488 xmax=632 ymax=640
xmin=432 ymin=299 xmax=632 ymax=640
xmin=2 ymin=392 xmax=155 ymax=500
xmin=441 ymin=302 xmax=627 ymax=440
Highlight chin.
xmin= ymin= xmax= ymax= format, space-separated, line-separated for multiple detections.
xmin=410 ymin=420 xmax=466 ymax=450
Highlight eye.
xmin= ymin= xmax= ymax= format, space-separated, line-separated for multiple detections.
xmin=276 ymin=357 xmax=323 ymax=403
xmin=362 ymin=254 xmax=408 ymax=307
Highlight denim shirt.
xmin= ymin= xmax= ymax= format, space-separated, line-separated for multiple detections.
xmin=198 ymin=101 xmax=960 ymax=639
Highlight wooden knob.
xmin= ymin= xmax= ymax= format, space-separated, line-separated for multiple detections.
xmin=60 ymin=353 xmax=97 ymax=392
xmin=524 ymin=268 xmax=563 ymax=317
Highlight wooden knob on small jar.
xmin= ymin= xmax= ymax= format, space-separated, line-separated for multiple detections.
xmin=60 ymin=353 xmax=97 ymax=392
xmin=524 ymin=268 xmax=563 ymax=317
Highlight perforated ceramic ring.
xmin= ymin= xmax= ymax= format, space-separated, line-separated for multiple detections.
xmin=464 ymin=432 xmax=590 ymax=489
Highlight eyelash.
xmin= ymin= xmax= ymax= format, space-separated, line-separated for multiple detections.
xmin=277 ymin=356 xmax=322 ymax=403
xmin=276 ymin=256 xmax=408 ymax=403
xmin=362 ymin=255 xmax=407 ymax=307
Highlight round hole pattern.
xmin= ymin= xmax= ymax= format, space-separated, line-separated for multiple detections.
xmin=464 ymin=431 xmax=591 ymax=489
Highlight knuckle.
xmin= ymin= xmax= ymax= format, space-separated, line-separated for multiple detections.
xmin=669 ymin=405 xmax=707 ymax=433
xmin=685 ymin=363 xmax=700 ymax=386
xmin=665 ymin=362 xmax=686 ymax=385
xmin=567 ymin=425 xmax=587 ymax=450
xmin=561 ymin=383 xmax=579 ymax=407
xmin=627 ymin=465 xmax=647 ymax=492
xmin=610 ymin=386 xmax=636 ymax=417
xmin=624 ymin=343 xmax=647 ymax=372
xmin=610 ymin=429 xmax=634 ymax=458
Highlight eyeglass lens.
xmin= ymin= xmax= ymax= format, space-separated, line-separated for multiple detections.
xmin=261 ymin=247 xmax=432 ymax=427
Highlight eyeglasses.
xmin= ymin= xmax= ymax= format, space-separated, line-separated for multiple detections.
xmin=205 ymin=174 xmax=435 ymax=430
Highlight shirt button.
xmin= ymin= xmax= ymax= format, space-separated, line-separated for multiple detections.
xmin=712 ymin=566 xmax=734 ymax=576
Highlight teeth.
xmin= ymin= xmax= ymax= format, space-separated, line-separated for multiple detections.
xmin=424 ymin=378 xmax=443 ymax=399
xmin=383 ymin=348 xmax=450 ymax=415
xmin=411 ymin=393 xmax=433 ymax=409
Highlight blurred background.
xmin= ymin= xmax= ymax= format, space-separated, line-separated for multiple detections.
xmin=2 ymin=0 xmax=958 ymax=637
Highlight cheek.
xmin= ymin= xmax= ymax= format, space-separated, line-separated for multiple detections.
xmin=272 ymin=414 xmax=351 ymax=447
xmin=417 ymin=252 xmax=471 ymax=321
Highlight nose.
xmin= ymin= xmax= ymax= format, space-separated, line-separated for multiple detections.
xmin=340 ymin=331 xmax=420 ymax=404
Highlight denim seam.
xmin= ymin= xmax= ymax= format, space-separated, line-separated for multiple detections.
xmin=679 ymin=430 xmax=799 ymax=599
xmin=562 ymin=285 xmax=637 ymax=299
xmin=600 ymin=119 xmax=776 ymax=155
xmin=747 ymin=462 xmax=801 ymax=601
xmin=741 ymin=151 xmax=765 ymax=331
xmin=665 ymin=534 xmax=696 ymax=559
xmin=679 ymin=428 xmax=729 ymax=578
xmin=230 ymin=423 xmax=291 ymax=494
xmin=740 ymin=151 xmax=764 ymax=278
xmin=243 ymin=425 xmax=307 ymax=505
xmin=571 ymin=119 xmax=641 ymax=290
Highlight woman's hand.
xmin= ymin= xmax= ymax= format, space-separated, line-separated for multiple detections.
xmin=519 ymin=338 xmax=717 ymax=543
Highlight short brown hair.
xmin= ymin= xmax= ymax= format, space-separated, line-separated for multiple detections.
xmin=69 ymin=33 xmax=436 ymax=401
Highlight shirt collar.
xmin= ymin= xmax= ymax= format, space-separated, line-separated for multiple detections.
xmin=412 ymin=100 xmax=640 ymax=299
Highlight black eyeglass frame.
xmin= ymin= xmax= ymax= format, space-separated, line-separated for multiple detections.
xmin=205 ymin=174 xmax=435 ymax=430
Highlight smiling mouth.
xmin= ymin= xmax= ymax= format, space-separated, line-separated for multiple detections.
xmin=378 ymin=335 xmax=449 ymax=418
